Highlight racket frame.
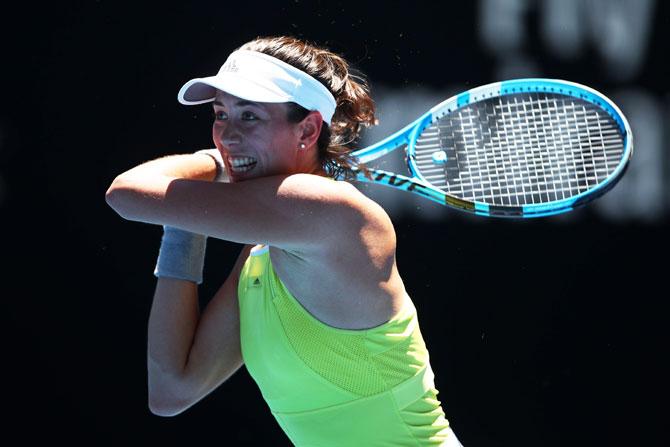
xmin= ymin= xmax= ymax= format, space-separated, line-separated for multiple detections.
xmin=348 ymin=78 xmax=633 ymax=218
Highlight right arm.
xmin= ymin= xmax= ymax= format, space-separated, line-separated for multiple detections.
xmin=147 ymin=243 xmax=253 ymax=417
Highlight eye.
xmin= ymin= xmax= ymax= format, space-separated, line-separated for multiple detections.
xmin=213 ymin=110 xmax=228 ymax=121
xmin=241 ymin=111 xmax=258 ymax=121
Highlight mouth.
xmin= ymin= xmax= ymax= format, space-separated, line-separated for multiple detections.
xmin=227 ymin=155 xmax=258 ymax=174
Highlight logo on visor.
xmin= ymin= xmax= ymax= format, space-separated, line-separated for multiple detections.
xmin=221 ymin=58 xmax=239 ymax=73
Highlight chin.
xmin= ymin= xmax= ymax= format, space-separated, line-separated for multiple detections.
xmin=229 ymin=169 xmax=259 ymax=182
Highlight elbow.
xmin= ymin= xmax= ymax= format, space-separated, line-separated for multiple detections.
xmin=148 ymin=390 xmax=193 ymax=417
xmin=147 ymin=372 xmax=197 ymax=417
xmin=148 ymin=397 xmax=187 ymax=418
xmin=105 ymin=177 xmax=122 ymax=212
xmin=104 ymin=177 xmax=133 ymax=220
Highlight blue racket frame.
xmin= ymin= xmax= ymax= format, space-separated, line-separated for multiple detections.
xmin=347 ymin=78 xmax=633 ymax=218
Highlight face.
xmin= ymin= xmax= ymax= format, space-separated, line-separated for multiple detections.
xmin=212 ymin=91 xmax=318 ymax=182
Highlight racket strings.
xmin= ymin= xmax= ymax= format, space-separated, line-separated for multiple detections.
xmin=413 ymin=93 xmax=625 ymax=206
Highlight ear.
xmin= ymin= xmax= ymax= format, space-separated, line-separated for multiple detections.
xmin=296 ymin=111 xmax=324 ymax=150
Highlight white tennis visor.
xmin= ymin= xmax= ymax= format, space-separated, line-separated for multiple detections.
xmin=177 ymin=50 xmax=336 ymax=123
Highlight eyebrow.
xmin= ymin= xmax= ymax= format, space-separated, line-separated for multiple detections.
xmin=213 ymin=99 xmax=265 ymax=109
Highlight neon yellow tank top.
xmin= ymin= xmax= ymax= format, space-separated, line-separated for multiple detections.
xmin=238 ymin=244 xmax=463 ymax=447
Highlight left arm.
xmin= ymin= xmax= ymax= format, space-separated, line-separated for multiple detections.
xmin=105 ymin=153 xmax=365 ymax=254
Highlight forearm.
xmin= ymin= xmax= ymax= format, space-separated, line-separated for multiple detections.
xmin=147 ymin=277 xmax=200 ymax=409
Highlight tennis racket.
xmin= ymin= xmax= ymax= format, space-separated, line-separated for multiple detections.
xmin=342 ymin=78 xmax=633 ymax=218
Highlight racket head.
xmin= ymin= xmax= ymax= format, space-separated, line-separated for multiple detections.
xmin=354 ymin=78 xmax=633 ymax=218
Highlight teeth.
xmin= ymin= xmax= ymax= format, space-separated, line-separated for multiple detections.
xmin=227 ymin=156 xmax=257 ymax=173
xmin=228 ymin=156 xmax=257 ymax=167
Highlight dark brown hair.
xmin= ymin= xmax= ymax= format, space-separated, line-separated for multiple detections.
xmin=237 ymin=36 xmax=377 ymax=180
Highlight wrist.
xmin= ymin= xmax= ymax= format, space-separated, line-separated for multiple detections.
xmin=195 ymin=149 xmax=229 ymax=182
xmin=153 ymin=226 xmax=207 ymax=284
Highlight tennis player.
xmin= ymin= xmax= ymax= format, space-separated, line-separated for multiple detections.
xmin=105 ymin=36 xmax=463 ymax=447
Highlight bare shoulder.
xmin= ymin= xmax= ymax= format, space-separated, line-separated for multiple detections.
xmin=343 ymin=179 xmax=395 ymax=233
xmin=285 ymin=173 xmax=384 ymax=214
xmin=270 ymin=180 xmax=402 ymax=330
xmin=309 ymin=177 xmax=396 ymax=260
xmin=282 ymin=173 xmax=394 ymax=240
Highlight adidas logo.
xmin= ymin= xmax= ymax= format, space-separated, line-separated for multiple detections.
xmin=252 ymin=278 xmax=261 ymax=287
xmin=221 ymin=59 xmax=239 ymax=73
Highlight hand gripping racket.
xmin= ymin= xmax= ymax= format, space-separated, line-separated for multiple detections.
xmin=343 ymin=79 xmax=633 ymax=218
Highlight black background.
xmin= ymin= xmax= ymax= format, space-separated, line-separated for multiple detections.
xmin=2 ymin=1 xmax=668 ymax=446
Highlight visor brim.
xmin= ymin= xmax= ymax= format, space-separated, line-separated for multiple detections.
xmin=177 ymin=75 xmax=291 ymax=105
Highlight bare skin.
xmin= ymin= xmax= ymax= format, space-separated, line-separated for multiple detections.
xmin=106 ymin=90 xmax=408 ymax=415
xmin=210 ymin=91 xmax=407 ymax=330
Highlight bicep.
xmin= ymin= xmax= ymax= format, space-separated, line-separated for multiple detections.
xmin=178 ymin=244 xmax=253 ymax=406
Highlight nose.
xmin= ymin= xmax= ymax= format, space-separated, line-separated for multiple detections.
xmin=215 ymin=120 xmax=241 ymax=149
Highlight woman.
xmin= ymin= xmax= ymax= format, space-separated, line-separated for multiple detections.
xmin=106 ymin=36 xmax=463 ymax=447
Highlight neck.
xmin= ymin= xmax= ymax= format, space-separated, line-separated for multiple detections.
xmin=295 ymin=146 xmax=328 ymax=177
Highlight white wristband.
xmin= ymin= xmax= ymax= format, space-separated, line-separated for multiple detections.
xmin=153 ymin=225 xmax=207 ymax=284
xmin=196 ymin=148 xmax=229 ymax=183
